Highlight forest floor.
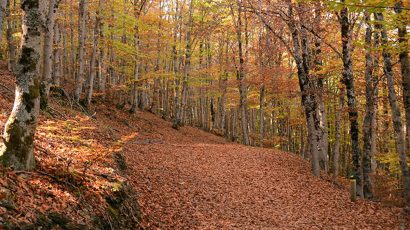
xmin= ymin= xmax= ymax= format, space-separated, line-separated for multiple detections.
xmin=0 ymin=62 xmax=408 ymax=229
xmin=125 ymin=113 xmax=409 ymax=229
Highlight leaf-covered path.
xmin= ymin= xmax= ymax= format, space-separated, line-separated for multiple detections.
xmin=124 ymin=113 xmax=407 ymax=229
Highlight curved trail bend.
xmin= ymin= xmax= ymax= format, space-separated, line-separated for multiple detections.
xmin=124 ymin=113 xmax=406 ymax=229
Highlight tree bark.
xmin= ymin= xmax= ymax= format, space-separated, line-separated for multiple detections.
xmin=287 ymin=1 xmax=320 ymax=176
xmin=233 ymin=0 xmax=250 ymax=145
xmin=312 ymin=4 xmax=328 ymax=172
xmin=333 ymin=88 xmax=344 ymax=183
xmin=74 ymin=0 xmax=87 ymax=102
xmin=259 ymin=84 xmax=265 ymax=147
xmin=52 ymin=21 xmax=62 ymax=86
xmin=40 ymin=0 xmax=59 ymax=109
xmin=340 ymin=3 xmax=363 ymax=197
xmin=97 ymin=15 xmax=105 ymax=93
xmin=362 ymin=11 xmax=375 ymax=199
xmin=130 ymin=5 xmax=141 ymax=113
xmin=171 ymin=0 xmax=181 ymax=128
xmin=0 ymin=0 xmax=7 ymax=50
xmin=0 ymin=0 xmax=43 ymax=170
xmin=85 ymin=0 xmax=102 ymax=107
xmin=179 ymin=0 xmax=193 ymax=126
xmin=6 ymin=0 xmax=16 ymax=72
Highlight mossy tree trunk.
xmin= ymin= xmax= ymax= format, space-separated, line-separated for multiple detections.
xmin=0 ymin=0 xmax=44 ymax=170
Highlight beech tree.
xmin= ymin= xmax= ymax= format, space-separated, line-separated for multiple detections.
xmin=40 ymin=0 xmax=60 ymax=109
xmin=74 ymin=0 xmax=87 ymax=103
xmin=339 ymin=1 xmax=363 ymax=197
xmin=0 ymin=0 xmax=44 ymax=170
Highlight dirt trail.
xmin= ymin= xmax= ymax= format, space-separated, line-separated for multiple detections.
xmin=122 ymin=113 xmax=408 ymax=229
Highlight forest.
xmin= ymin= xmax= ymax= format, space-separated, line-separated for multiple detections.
xmin=0 ymin=0 xmax=409 ymax=228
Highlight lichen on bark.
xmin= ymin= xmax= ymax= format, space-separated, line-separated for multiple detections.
xmin=0 ymin=0 xmax=43 ymax=170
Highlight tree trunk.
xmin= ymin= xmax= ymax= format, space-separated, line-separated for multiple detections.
xmin=179 ymin=0 xmax=193 ymax=126
xmin=333 ymin=88 xmax=344 ymax=183
xmin=85 ymin=0 xmax=102 ymax=107
xmin=69 ymin=0 xmax=75 ymax=80
xmin=74 ymin=0 xmax=87 ymax=102
xmin=287 ymin=1 xmax=320 ymax=176
xmin=0 ymin=0 xmax=7 ymax=50
xmin=52 ymin=22 xmax=62 ymax=86
xmin=340 ymin=3 xmax=363 ymax=197
xmin=97 ymin=15 xmax=105 ymax=94
xmin=314 ymin=4 xmax=329 ymax=172
xmin=233 ymin=0 xmax=250 ymax=145
xmin=40 ymin=0 xmax=58 ymax=109
xmin=259 ymin=84 xmax=265 ymax=147
xmin=0 ymin=0 xmax=43 ymax=170
xmin=362 ymin=11 xmax=375 ymax=199
xmin=6 ymin=0 xmax=16 ymax=72
xmin=130 ymin=11 xmax=140 ymax=113
xmin=172 ymin=0 xmax=181 ymax=129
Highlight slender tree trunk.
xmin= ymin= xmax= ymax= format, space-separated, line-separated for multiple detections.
xmin=0 ymin=0 xmax=7 ymax=51
xmin=375 ymin=11 xmax=410 ymax=208
xmin=259 ymin=84 xmax=265 ymax=147
xmin=130 ymin=9 xmax=140 ymax=113
xmin=52 ymin=22 xmax=62 ymax=86
xmin=172 ymin=0 xmax=181 ymax=129
xmin=153 ymin=4 xmax=162 ymax=114
xmin=69 ymin=0 xmax=75 ymax=80
xmin=85 ymin=0 xmax=102 ymax=107
xmin=233 ymin=0 xmax=250 ymax=145
xmin=312 ymin=5 xmax=328 ymax=172
xmin=6 ymin=0 xmax=16 ymax=72
xmin=0 ymin=0 xmax=43 ymax=170
xmin=221 ymin=73 xmax=227 ymax=136
xmin=40 ymin=0 xmax=59 ymax=109
xmin=97 ymin=16 xmax=105 ymax=94
xmin=333 ymin=88 xmax=344 ymax=183
xmin=362 ymin=11 xmax=375 ymax=199
xmin=107 ymin=4 xmax=115 ymax=101
xmin=340 ymin=3 xmax=363 ymax=197
xmin=287 ymin=1 xmax=320 ymax=176
xmin=74 ymin=0 xmax=87 ymax=102
xmin=179 ymin=0 xmax=193 ymax=126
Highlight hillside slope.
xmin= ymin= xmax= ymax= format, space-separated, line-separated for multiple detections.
xmin=123 ymin=113 xmax=409 ymax=229
xmin=0 ymin=63 xmax=408 ymax=229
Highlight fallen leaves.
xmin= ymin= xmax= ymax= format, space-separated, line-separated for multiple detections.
xmin=124 ymin=113 xmax=409 ymax=229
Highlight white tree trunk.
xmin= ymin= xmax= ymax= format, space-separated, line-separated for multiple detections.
xmin=40 ymin=0 xmax=58 ymax=109
xmin=0 ymin=0 xmax=44 ymax=170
